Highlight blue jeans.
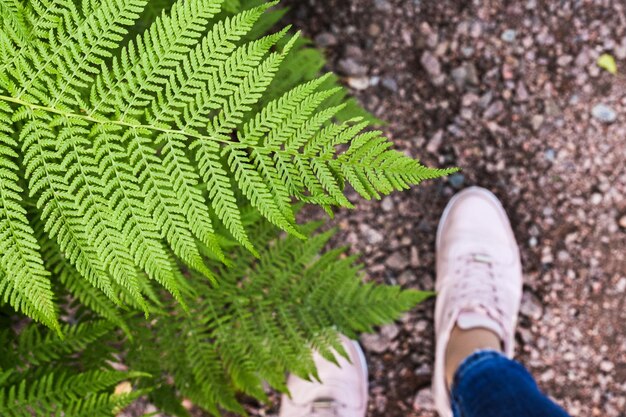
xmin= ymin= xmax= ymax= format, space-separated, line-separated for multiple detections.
xmin=451 ymin=350 xmax=571 ymax=417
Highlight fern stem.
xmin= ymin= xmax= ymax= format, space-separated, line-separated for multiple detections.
xmin=0 ymin=94 xmax=236 ymax=146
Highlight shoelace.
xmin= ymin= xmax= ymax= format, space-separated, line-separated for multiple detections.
xmin=451 ymin=253 xmax=505 ymax=319
xmin=304 ymin=398 xmax=342 ymax=417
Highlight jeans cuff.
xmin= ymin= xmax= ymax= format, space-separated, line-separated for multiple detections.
xmin=451 ymin=349 xmax=505 ymax=392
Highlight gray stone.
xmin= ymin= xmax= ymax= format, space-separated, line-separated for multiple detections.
xmin=591 ymin=104 xmax=617 ymax=123
xmin=531 ymin=114 xmax=544 ymax=131
xmin=361 ymin=225 xmax=384 ymax=244
xmin=314 ymin=32 xmax=337 ymax=47
xmin=412 ymin=387 xmax=435 ymax=411
xmin=420 ymin=51 xmax=441 ymax=77
xmin=448 ymin=173 xmax=465 ymax=189
xmin=520 ymin=290 xmax=543 ymax=320
xmin=500 ymin=29 xmax=517 ymax=43
xmin=483 ymin=100 xmax=504 ymax=119
xmin=426 ymin=130 xmax=444 ymax=154
xmin=385 ymin=252 xmax=409 ymax=271
xmin=360 ymin=323 xmax=399 ymax=354
xmin=381 ymin=196 xmax=394 ymax=212
xmin=381 ymin=77 xmax=398 ymax=92
xmin=347 ymin=76 xmax=370 ymax=90
xmin=338 ymin=58 xmax=367 ymax=76
xmin=544 ymin=148 xmax=556 ymax=162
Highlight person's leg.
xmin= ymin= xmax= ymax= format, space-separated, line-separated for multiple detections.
xmin=433 ymin=187 xmax=571 ymax=417
xmin=450 ymin=350 xmax=571 ymax=417
xmin=278 ymin=335 xmax=368 ymax=417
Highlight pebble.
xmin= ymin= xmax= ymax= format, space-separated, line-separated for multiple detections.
xmin=520 ymin=290 xmax=543 ymax=320
xmin=381 ymin=196 xmax=394 ymax=212
xmin=420 ymin=51 xmax=441 ymax=77
xmin=381 ymin=77 xmax=398 ymax=92
xmin=361 ymin=225 xmax=384 ymax=244
xmin=360 ymin=323 xmax=399 ymax=353
xmin=600 ymin=360 xmax=615 ymax=373
xmin=347 ymin=76 xmax=370 ymax=90
xmin=385 ymin=252 xmax=409 ymax=271
xmin=314 ymin=32 xmax=337 ymax=47
xmin=557 ymin=55 xmax=573 ymax=67
xmin=500 ymin=29 xmax=517 ymax=43
xmin=426 ymin=130 xmax=444 ymax=154
xmin=338 ymin=58 xmax=368 ymax=76
xmin=483 ymin=100 xmax=504 ymax=119
xmin=413 ymin=388 xmax=435 ymax=411
xmin=591 ymin=104 xmax=617 ymax=123
xmin=368 ymin=23 xmax=382 ymax=37
xmin=531 ymin=114 xmax=545 ymax=131
xmin=448 ymin=173 xmax=465 ymax=189
xmin=410 ymin=246 xmax=420 ymax=268
xmin=544 ymin=148 xmax=556 ymax=162
xmin=618 ymin=215 xmax=626 ymax=230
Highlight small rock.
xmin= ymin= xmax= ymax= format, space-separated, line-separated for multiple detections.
xmin=380 ymin=323 xmax=400 ymax=340
xmin=590 ymin=193 xmax=602 ymax=205
xmin=520 ymin=290 xmax=543 ymax=320
xmin=385 ymin=252 xmax=409 ymax=271
xmin=618 ymin=214 xmax=626 ymax=229
xmin=361 ymin=225 xmax=384 ymax=244
xmin=381 ymin=77 xmax=398 ymax=92
xmin=398 ymin=270 xmax=415 ymax=286
xmin=500 ymin=29 xmax=517 ymax=43
xmin=516 ymin=81 xmax=529 ymax=101
xmin=347 ymin=76 xmax=370 ymax=90
xmin=531 ymin=114 xmax=544 ymax=131
xmin=373 ymin=0 xmax=392 ymax=12
xmin=413 ymin=387 xmax=435 ymax=411
xmin=410 ymin=246 xmax=420 ymax=268
xmin=591 ymin=104 xmax=617 ymax=123
xmin=368 ymin=23 xmax=382 ymax=37
xmin=448 ymin=173 xmax=465 ymax=189
xmin=426 ymin=130 xmax=444 ymax=154
xmin=381 ymin=196 xmax=394 ymax=212
xmin=420 ymin=51 xmax=441 ymax=77
xmin=449 ymin=66 xmax=468 ymax=89
xmin=544 ymin=148 xmax=556 ymax=162
xmin=314 ymin=32 xmax=337 ymax=47
xmin=557 ymin=55 xmax=573 ymax=67
xmin=360 ymin=323 xmax=399 ymax=354
xmin=600 ymin=360 xmax=615 ymax=373
xmin=483 ymin=100 xmax=504 ymax=119
xmin=360 ymin=333 xmax=389 ymax=354
xmin=338 ymin=58 xmax=368 ymax=76
xmin=616 ymin=277 xmax=626 ymax=293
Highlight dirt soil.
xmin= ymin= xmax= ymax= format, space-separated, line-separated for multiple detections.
xmin=269 ymin=1 xmax=625 ymax=416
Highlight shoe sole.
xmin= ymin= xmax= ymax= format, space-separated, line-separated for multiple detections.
xmin=352 ymin=339 xmax=369 ymax=382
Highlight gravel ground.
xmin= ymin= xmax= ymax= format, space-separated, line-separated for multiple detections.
xmin=274 ymin=1 xmax=626 ymax=416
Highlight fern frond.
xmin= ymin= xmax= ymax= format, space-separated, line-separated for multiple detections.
xmin=0 ymin=0 xmax=450 ymax=329
xmin=14 ymin=320 xmax=114 ymax=367
xmin=0 ymin=102 xmax=57 ymax=329
xmin=0 ymin=370 xmax=147 ymax=417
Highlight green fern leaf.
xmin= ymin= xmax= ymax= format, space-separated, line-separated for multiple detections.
xmin=0 ymin=102 xmax=57 ymax=329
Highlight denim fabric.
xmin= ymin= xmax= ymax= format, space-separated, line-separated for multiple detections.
xmin=451 ymin=350 xmax=571 ymax=417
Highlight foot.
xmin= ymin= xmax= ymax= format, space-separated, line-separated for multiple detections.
xmin=432 ymin=187 xmax=523 ymax=417
xmin=279 ymin=335 xmax=368 ymax=417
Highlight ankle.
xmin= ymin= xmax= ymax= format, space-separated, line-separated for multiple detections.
xmin=444 ymin=325 xmax=502 ymax=388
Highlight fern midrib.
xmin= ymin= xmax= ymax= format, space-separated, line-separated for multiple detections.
xmin=1 ymin=94 xmax=389 ymax=175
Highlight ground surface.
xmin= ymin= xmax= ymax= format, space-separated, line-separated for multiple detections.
xmin=273 ymin=1 xmax=625 ymax=416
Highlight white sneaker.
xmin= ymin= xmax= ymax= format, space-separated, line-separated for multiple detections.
xmin=432 ymin=187 xmax=523 ymax=417
xmin=279 ymin=336 xmax=368 ymax=417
